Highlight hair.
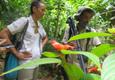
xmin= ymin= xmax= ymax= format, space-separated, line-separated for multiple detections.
xmin=30 ymin=0 xmax=42 ymax=14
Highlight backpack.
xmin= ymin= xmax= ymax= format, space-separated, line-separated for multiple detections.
xmin=67 ymin=17 xmax=91 ymax=63
xmin=4 ymin=19 xmax=28 ymax=80
xmin=68 ymin=20 xmax=91 ymax=51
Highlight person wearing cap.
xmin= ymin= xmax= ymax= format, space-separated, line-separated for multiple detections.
xmin=62 ymin=7 xmax=101 ymax=75
xmin=62 ymin=6 xmax=101 ymax=54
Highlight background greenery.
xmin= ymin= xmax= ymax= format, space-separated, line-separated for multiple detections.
xmin=0 ymin=0 xmax=115 ymax=79
xmin=0 ymin=0 xmax=115 ymax=46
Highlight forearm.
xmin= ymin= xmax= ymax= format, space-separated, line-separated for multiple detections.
xmin=0 ymin=28 xmax=19 ymax=55
xmin=42 ymin=36 xmax=48 ymax=48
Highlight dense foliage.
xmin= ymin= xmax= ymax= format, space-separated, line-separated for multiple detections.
xmin=0 ymin=0 xmax=114 ymax=39
xmin=0 ymin=1 xmax=114 ymax=79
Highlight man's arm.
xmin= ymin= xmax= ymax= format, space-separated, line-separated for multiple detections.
xmin=90 ymin=28 xmax=101 ymax=46
xmin=0 ymin=28 xmax=32 ymax=60
xmin=0 ymin=39 xmax=7 ymax=45
xmin=42 ymin=36 xmax=48 ymax=49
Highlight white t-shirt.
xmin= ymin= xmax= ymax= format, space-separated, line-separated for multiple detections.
xmin=7 ymin=16 xmax=46 ymax=69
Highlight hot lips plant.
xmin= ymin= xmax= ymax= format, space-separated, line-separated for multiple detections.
xmin=43 ymin=32 xmax=115 ymax=80
xmin=50 ymin=39 xmax=74 ymax=51
xmin=1 ymin=32 xmax=115 ymax=80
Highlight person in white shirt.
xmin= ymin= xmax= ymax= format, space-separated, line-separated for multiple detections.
xmin=0 ymin=0 xmax=48 ymax=80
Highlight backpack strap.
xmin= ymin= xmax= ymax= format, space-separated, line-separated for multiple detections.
xmin=15 ymin=19 xmax=28 ymax=50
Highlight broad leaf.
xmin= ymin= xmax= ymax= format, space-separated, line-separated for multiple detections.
xmin=43 ymin=52 xmax=58 ymax=57
xmin=101 ymin=53 xmax=115 ymax=80
xmin=91 ymin=44 xmax=115 ymax=57
xmin=102 ymin=0 xmax=109 ymax=4
xmin=0 ymin=58 xmax=61 ymax=76
xmin=61 ymin=50 xmax=101 ymax=69
xmin=68 ymin=32 xmax=111 ymax=42
xmin=80 ymin=73 xmax=101 ymax=80
xmin=62 ymin=60 xmax=84 ymax=80
xmin=43 ymin=51 xmax=84 ymax=80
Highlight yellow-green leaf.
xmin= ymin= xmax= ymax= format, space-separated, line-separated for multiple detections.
xmin=43 ymin=52 xmax=58 ymax=57
xmin=0 ymin=58 xmax=61 ymax=76
xmin=62 ymin=61 xmax=84 ymax=80
xmin=91 ymin=44 xmax=115 ymax=57
xmin=61 ymin=50 xmax=101 ymax=69
xmin=80 ymin=73 xmax=101 ymax=80
xmin=68 ymin=32 xmax=111 ymax=42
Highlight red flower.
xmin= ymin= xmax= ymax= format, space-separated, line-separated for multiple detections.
xmin=50 ymin=40 xmax=74 ymax=51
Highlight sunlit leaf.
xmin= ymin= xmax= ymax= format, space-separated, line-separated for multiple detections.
xmin=68 ymin=32 xmax=111 ymax=42
xmin=43 ymin=52 xmax=58 ymax=57
xmin=61 ymin=50 xmax=101 ymax=69
xmin=80 ymin=73 xmax=101 ymax=80
xmin=102 ymin=0 xmax=109 ymax=4
xmin=108 ymin=28 xmax=115 ymax=34
xmin=62 ymin=60 xmax=84 ymax=80
xmin=101 ymin=53 xmax=115 ymax=80
xmin=91 ymin=44 xmax=115 ymax=57
xmin=0 ymin=58 xmax=61 ymax=76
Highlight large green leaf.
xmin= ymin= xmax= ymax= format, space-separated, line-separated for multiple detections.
xmin=43 ymin=52 xmax=58 ymax=57
xmin=101 ymin=53 xmax=115 ymax=80
xmin=91 ymin=44 xmax=115 ymax=57
xmin=43 ymin=51 xmax=84 ymax=80
xmin=61 ymin=50 xmax=101 ymax=69
xmin=80 ymin=73 xmax=101 ymax=80
xmin=68 ymin=32 xmax=111 ymax=42
xmin=62 ymin=60 xmax=84 ymax=80
xmin=0 ymin=58 xmax=61 ymax=76
xmin=102 ymin=0 xmax=109 ymax=4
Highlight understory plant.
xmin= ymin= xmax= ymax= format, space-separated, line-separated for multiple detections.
xmin=1 ymin=32 xmax=115 ymax=80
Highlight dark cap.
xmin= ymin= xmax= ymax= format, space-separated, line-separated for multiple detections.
xmin=76 ymin=7 xmax=95 ymax=17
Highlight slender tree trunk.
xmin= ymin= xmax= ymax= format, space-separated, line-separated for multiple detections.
xmin=54 ymin=1 xmax=61 ymax=38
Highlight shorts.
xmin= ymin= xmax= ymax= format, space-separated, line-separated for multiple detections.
xmin=18 ymin=67 xmax=39 ymax=80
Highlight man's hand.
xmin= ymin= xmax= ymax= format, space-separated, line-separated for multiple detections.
xmin=0 ymin=39 xmax=8 ymax=53
xmin=0 ymin=39 xmax=7 ymax=45
xmin=15 ymin=52 xmax=32 ymax=60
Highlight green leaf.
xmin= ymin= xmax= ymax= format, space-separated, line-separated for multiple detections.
xmin=0 ymin=58 xmax=61 ymax=76
xmin=80 ymin=73 xmax=101 ymax=80
xmin=43 ymin=52 xmax=84 ymax=80
xmin=68 ymin=32 xmax=111 ymax=42
xmin=61 ymin=50 xmax=101 ymax=69
xmin=43 ymin=52 xmax=58 ymax=57
xmin=62 ymin=61 xmax=84 ymax=80
xmin=101 ymin=53 xmax=115 ymax=80
xmin=91 ymin=44 xmax=115 ymax=57
xmin=102 ymin=0 xmax=109 ymax=4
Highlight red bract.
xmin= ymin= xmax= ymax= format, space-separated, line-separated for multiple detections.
xmin=88 ymin=67 xmax=98 ymax=73
xmin=50 ymin=40 xmax=74 ymax=51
